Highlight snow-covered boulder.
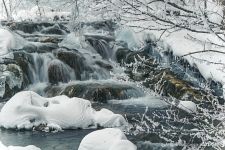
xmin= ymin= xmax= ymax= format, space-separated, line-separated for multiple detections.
xmin=178 ymin=101 xmax=197 ymax=114
xmin=0 ymin=28 xmax=26 ymax=55
xmin=0 ymin=141 xmax=41 ymax=150
xmin=0 ymin=29 xmax=14 ymax=55
xmin=78 ymin=128 xmax=137 ymax=150
xmin=0 ymin=91 xmax=127 ymax=130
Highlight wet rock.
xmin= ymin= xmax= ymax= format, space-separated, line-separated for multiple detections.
xmin=45 ymin=82 xmax=144 ymax=103
xmin=8 ymin=22 xmax=54 ymax=33
xmin=48 ymin=60 xmax=74 ymax=84
xmin=22 ymin=43 xmax=58 ymax=53
xmin=7 ymin=22 xmax=69 ymax=34
xmin=84 ymin=20 xmax=117 ymax=32
xmin=95 ymin=60 xmax=113 ymax=70
xmin=143 ymin=69 xmax=208 ymax=101
xmin=25 ymin=36 xmax=63 ymax=43
xmin=116 ymin=48 xmax=209 ymax=101
xmin=86 ymin=36 xmax=112 ymax=59
xmin=40 ymin=24 xmax=67 ymax=35
xmin=56 ymin=49 xmax=86 ymax=80
xmin=13 ymin=51 xmax=33 ymax=84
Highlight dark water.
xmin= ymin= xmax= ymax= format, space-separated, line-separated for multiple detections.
xmin=0 ymin=129 xmax=95 ymax=150
xmin=0 ymin=98 xmax=168 ymax=150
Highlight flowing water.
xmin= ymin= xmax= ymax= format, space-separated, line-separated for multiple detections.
xmin=0 ymin=21 xmax=224 ymax=150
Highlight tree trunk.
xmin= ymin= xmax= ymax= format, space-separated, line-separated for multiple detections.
xmin=2 ymin=0 xmax=10 ymax=20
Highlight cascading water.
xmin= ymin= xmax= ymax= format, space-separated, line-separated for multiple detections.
xmin=0 ymin=21 xmax=224 ymax=150
xmin=27 ymin=52 xmax=76 ymax=84
xmin=48 ymin=59 xmax=76 ymax=84
xmin=28 ymin=52 xmax=54 ymax=83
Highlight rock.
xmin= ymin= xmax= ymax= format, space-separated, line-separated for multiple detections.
xmin=7 ymin=22 xmax=69 ymax=34
xmin=8 ymin=22 xmax=54 ymax=33
xmin=45 ymin=82 xmax=144 ymax=103
xmin=86 ymin=36 xmax=112 ymax=59
xmin=25 ymin=36 xmax=63 ymax=43
xmin=95 ymin=60 xmax=113 ymax=70
xmin=13 ymin=51 xmax=34 ymax=84
xmin=22 ymin=42 xmax=58 ymax=53
xmin=115 ymin=47 xmax=209 ymax=102
xmin=48 ymin=59 xmax=74 ymax=84
xmin=143 ymin=69 xmax=208 ymax=101
xmin=84 ymin=20 xmax=117 ymax=32
xmin=56 ymin=49 xmax=86 ymax=80
xmin=0 ymin=64 xmax=24 ymax=100
xmin=40 ymin=24 xmax=67 ymax=35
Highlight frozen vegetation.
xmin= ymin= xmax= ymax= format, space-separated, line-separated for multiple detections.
xmin=1 ymin=0 xmax=225 ymax=149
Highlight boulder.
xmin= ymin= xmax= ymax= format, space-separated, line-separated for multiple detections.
xmin=116 ymin=47 xmax=210 ymax=102
xmin=45 ymin=82 xmax=144 ymax=103
xmin=0 ymin=64 xmax=24 ymax=100
xmin=48 ymin=59 xmax=74 ymax=84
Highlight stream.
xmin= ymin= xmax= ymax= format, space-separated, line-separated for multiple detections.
xmin=0 ymin=20 xmax=224 ymax=150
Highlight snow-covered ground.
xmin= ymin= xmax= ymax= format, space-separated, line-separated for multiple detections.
xmin=0 ymin=91 xmax=127 ymax=130
xmin=0 ymin=141 xmax=40 ymax=150
xmin=78 ymin=128 xmax=137 ymax=150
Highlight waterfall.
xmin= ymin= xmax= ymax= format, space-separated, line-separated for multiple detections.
xmin=48 ymin=59 xmax=76 ymax=84
xmin=28 ymin=53 xmax=54 ymax=83
xmin=86 ymin=37 xmax=112 ymax=60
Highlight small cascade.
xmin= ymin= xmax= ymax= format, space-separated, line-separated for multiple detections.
xmin=28 ymin=53 xmax=54 ymax=83
xmin=86 ymin=37 xmax=112 ymax=60
xmin=48 ymin=59 xmax=75 ymax=84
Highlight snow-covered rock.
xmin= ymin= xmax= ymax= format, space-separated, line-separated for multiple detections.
xmin=115 ymin=28 xmax=142 ymax=50
xmin=78 ymin=128 xmax=137 ymax=150
xmin=0 ymin=28 xmax=26 ymax=55
xmin=0 ymin=91 xmax=127 ymax=130
xmin=0 ymin=141 xmax=41 ymax=150
xmin=178 ymin=101 xmax=197 ymax=113
xmin=0 ymin=29 xmax=14 ymax=55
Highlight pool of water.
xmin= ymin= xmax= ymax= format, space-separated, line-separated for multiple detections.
xmin=0 ymin=129 xmax=95 ymax=150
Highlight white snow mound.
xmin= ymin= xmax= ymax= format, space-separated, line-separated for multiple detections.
xmin=178 ymin=101 xmax=197 ymax=114
xmin=0 ymin=91 xmax=127 ymax=130
xmin=0 ymin=29 xmax=14 ymax=55
xmin=0 ymin=28 xmax=26 ymax=56
xmin=78 ymin=128 xmax=137 ymax=150
xmin=0 ymin=141 xmax=41 ymax=150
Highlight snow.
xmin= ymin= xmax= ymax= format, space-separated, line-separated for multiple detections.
xmin=13 ymin=6 xmax=70 ymax=21
xmin=115 ymin=28 xmax=142 ymax=50
xmin=177 ymin=101 xmax=197 ymax=113
xmin=0 ymin=29 xmax=14 ymax=55
xmin=148 ymin=29 xmax=225 ymax=93
xmin=0 ymin=28 xmax=27 ymax=56
xmin=78 ymin=128 xmax=137 ymax=150
xmin=0 ymin=91 xmax=127 ymax=130
xmin=0 ymin=64 xmax=24 ymax=98
xmin=0 ymin=141 xmax=41 ymax=150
